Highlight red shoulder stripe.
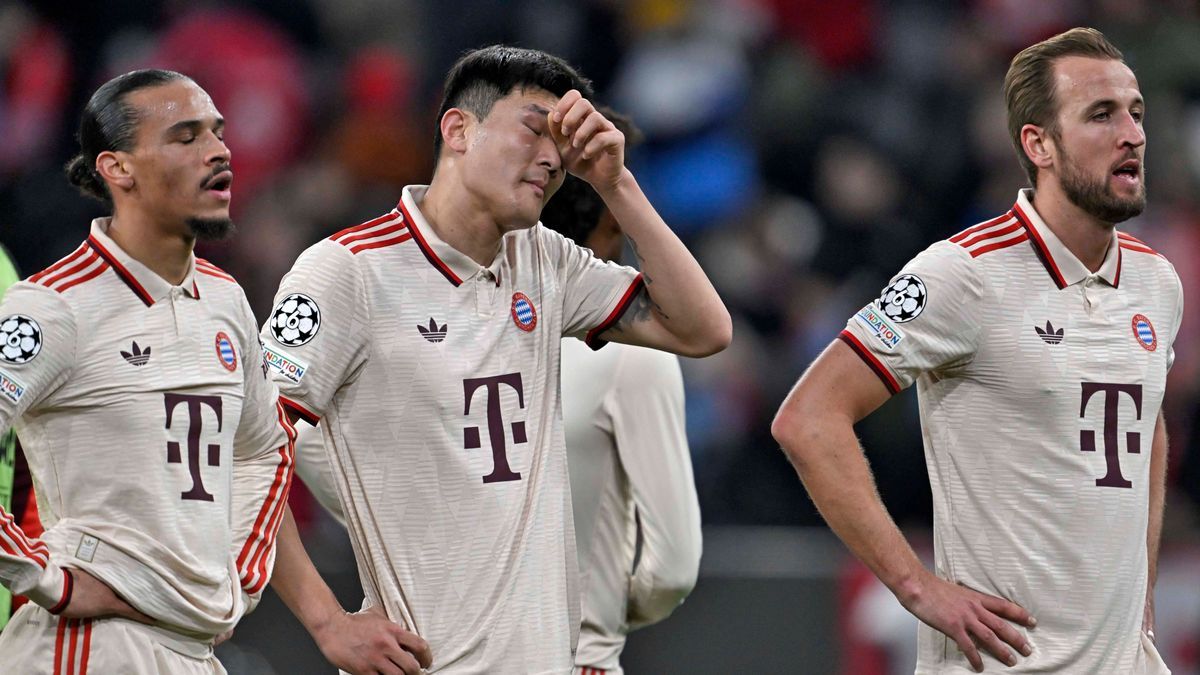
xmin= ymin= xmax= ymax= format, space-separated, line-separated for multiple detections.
xmin=970 ymin=232 xmax=1029 ymax=258
xmin=55 ymin=260 xmax=110 ymax=293
xmin=40 ymin=250 xmax=101 ymax=290
xmin=348 ymin=232 xmax=413 ymax=254
xmin=949 ymin=212 xmax=1013 ymax=244
xmin=29 ymin=243 xmax=88 ymax=284
xmin=957 ymin=220 xmax=1022 ymax=249
xmin=330 ymin=212 xmax=397 ymax=243
xmin=1117 ymin=232 xmax=1159 ymax=254
xmin=196 ymin=259 xmax=237 ymax=283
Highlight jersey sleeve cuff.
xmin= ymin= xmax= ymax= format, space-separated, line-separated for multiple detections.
xmin=837 ymin=330 xmax=902 ymax=395
xmin=26 ymin=565 xmax=72 ymax=614
xmin=279 ymin=395 xmax=321 ymax=425
xmin=584 ymin=274 xmax=645 ymax=351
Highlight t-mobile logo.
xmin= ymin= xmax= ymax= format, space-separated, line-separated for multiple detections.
xmin=164 ymin=393 xmax=223 ymax=501
xmin=463 ymin=373 xmax=526 ymax=483
xmin=1079 ymin=382 xmax=1143 ymax=489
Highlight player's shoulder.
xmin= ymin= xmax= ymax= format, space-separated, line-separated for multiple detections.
xmin=25 ymin=241 xmax=110 ymax=303
xmin=943 ymin=210 xmax=1029 ymax=261
xmin=326 ymin=208 xmax=410 ymax=257
xmin=1116 ymin=230 xmax=1174 ymax=272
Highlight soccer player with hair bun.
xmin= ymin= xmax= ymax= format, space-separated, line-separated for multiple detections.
xmin=0 ymin=69 xmax=296 ymax=673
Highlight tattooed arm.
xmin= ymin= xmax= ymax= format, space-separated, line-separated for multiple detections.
xmin=549 ymin=90 xmax=731 ymax=357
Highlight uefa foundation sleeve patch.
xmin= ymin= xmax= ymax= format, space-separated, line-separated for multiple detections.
xmin=0 ymin=369 xmax=25 ymax=403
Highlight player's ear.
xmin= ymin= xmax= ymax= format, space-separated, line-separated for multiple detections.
xmin=440 ymin=108 xmax=472 ymax=155
xmin=1021 ymin=123 xmax=1055 ymax=172
xmin=96 ymin=150 xmax=135 ymax=193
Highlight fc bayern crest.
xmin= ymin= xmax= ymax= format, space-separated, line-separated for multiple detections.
xmin=877 ymin=274 xmax=927 ymax=323
xmin=1131 ymin=314 xmax=1157 ymax=352
xmin=270 ymin=293 xmax=321 ymax=346
xmin=511 ymin=292 xmax=537 ymax=332
xmin=0 ymin=315 xmax=42 ymax=364
xmin=215 ymin=332 xmax=238 ymax=371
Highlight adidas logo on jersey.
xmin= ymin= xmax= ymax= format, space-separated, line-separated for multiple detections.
xmin=418 ymin=318 xmax=448 ymax=343
xmin=1034 ymin=321 xmax=1064 ymax=345
xmin=120 ymin=340 xmax=152 ymax=366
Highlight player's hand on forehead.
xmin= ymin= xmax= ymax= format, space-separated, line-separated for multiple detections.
xmin=548 ymin=89 xmax=626 ymax=192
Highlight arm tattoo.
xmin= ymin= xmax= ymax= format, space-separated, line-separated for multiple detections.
xmin=625 ymin=236 xmax=670 ymax=321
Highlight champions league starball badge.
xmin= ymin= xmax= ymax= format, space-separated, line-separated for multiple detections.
xmin=270 ymin=294 xmax=321 ymax=346
xmin=877 ymin=274 xmax=928 ymax=323
xmin=0 ymin=315 xmax=42 ymax=363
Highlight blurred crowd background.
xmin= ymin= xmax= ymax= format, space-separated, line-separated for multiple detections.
xmin=3 ymin=0 xmax=1200 ymax=672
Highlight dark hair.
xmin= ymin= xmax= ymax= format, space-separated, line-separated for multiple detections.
xmin=65 ymin=69 xmax=191 ymax=204
xmin=539 ymin=107 xmax=642 ymax=244
xmin=1004 ymin=28 xmax=1125 ymax=185
xmin=433 ymin=45 xmax=593 ymax=158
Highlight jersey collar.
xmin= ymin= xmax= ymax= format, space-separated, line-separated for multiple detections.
xmin=1012 ymin=189 xmax=1122 ymax=290
xmin=399 ymin=186 xmax=505 ymax=287
xmin=86 ymin=218 xmax=201 ymax=306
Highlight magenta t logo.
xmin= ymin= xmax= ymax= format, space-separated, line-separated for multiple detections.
xmin=463 ymin=373 xmax=526 ymax=483
xmin=1079 ymin=382 xmax=1143 ymax=489
xmin=164 ymin=393 xmax=223 ymax=501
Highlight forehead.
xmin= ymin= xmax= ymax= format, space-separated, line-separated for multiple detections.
xmin=491 ymin=86 xmax=560 ymax=115
xmin=1052 ymin=56 xmax=1141 ymax=110
xmin=125 ymin=79 xmax=221 ymax=133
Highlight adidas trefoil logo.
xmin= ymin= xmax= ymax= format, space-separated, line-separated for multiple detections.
xmin=417 ymin=318 xmax=447 ymax=343
xmin=120 ymin=340 xmax=152 ymax=366
xmin=1034 ymin=321 xmax=1064 ymax=345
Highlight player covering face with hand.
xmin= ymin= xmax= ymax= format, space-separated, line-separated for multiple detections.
xmin=0 ymin=70 xmax=296 ymax=674
xmin=263 ymin=45 xmax=730 ymax=674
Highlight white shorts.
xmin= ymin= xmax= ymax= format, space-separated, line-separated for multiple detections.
xmin=0 ymin=602 xmax=225 ymax=675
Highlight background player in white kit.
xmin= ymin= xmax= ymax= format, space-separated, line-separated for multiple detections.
xmin=262 ymin=46 xmax=730 ymax=674
xmin=540 ymin=109 xmax=702 ymax=675
xmin=0 ymin=70 xmax=296 ymax=673
xmin=773 ymin=28 xmax=1179 ymax=673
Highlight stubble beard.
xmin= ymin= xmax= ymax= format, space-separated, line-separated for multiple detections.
xmin=1057 ymin=147 xmax=1146 ymax=224
xmin=186 ymin=217 xmax=235 ymax=241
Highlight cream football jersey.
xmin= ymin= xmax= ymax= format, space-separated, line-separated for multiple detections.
xmin=841 ymin=190 xmax=1181 ymax=673
xmin=262 ymin=186 xmax=643 ymax=674
xmin=561 ymin=338 xmax=701 ymax=674
xmin=0 ymin=219 xmax=295 ymax=637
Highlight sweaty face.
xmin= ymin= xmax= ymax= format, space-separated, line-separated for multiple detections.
xmin=1048 ymin=56 xmax=1146 ymax=224
xmin=458 ymin=87 xmax=565 ymax=232
xmin=122 ymin=80 xmax=234 ymax=239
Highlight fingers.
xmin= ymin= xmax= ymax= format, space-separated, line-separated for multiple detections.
xmin=968 ymin=618 xmax=1015 ymax=668
xmin=980 ymin=593 xmax=1036 ymax=628
xmin=552 ymin=89 xmax=585 ymax=130
xmin=393 ymin=628 xmax=433 ymax=668
xmin=980 ymin=610 xmax=1032 ymax=657
xmin=582 ymin=130 xmax=624 ymax=161
xmin=951 ymin=628 xmax=984 ymax=672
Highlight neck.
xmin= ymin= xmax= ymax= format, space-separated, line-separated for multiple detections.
xmin=107 ymin=211 xmax=195 ymax=285
xmin=421 ymin=178 xmax=504 ymax=267
xmin=1029 ymin=182 xmax=1114 ymax=272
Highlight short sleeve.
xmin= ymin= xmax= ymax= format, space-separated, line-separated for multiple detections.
xmin=0 ymin=284 xmax=77 ymax=427
xmin=1165 ymin=264 xmax=1183 ymax=372
xmin=260 ymin=241 xmax=370 ymax=424
xmin=839 ymin=241 xmax=983 ymax=394
xmin=235 ymin=294 xmax=288 ymax=457
xmin=540 ymin=226 xmax=642 ymax=348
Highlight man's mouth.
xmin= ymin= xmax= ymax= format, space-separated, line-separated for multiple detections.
xmin=1112 ymin=159 xmax=1140 ymax=181
xmin=203 ymin=169 xmax=233 ymax=201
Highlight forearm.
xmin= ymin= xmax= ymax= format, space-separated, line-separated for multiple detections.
xmin=773 ymin=412 xmax=927 ymax=601
xmin=599 ymin=169 xmax=731 ymax=355
xmin=271 ymin=507 xmax=347 ymax=637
